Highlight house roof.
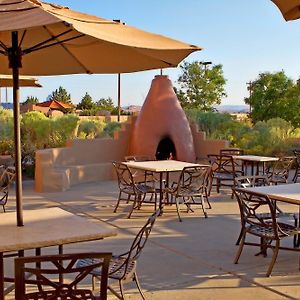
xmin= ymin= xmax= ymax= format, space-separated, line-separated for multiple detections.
xmin=36 ymin=100 xmax=74 ymax=109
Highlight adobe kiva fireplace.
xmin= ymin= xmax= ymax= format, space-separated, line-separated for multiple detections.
xmin=128 ymin=75 xmax=196 ymax=162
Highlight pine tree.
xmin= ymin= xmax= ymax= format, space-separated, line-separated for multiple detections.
xmin=48 ymin=86 xmax=72 ymax=104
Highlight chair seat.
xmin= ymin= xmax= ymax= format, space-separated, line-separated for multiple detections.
xmin=213 ymin=172 xmax=235 ymax=180
xmin=247 ymin=222 xmax=300 ymax=239
xmin=79 ymin=256 xmax=137 ymax=281
xmin=136 ymin=183 xmax=156 ymax=194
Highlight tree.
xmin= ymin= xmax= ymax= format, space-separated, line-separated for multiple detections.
xmin=244 ymin=71 xmax=300 ymax=127
xmin=176 ymin=61 xmax=227 ymax=111
xmin=96 ymin=97 xmax=116 ymax=112
xmin=77 ymin=92 xmax=95 ymax=110
xmin=48 ymin=86 xmax=72 ymax=104
xmin=23 ymin=96 xmax=39 ymax=105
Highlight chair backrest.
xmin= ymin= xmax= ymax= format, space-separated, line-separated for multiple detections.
xmin=208 ymin=154 xmax=236 ymax=175
xmin=124 ymin=155 xmax=153 ymax=162
xmin=220 ymin=148 xmax=244 ymax=156
xmin=176 ymin=166 xmax=211 ymax=194
xmin=293 ymin=150 xmax=300 ymax=167
xmin=114 ymin=209 xmax=160 ymax=278
xmin=15 ymin=252 xmax=112 ymax=300
xmin=232 ymin=188 xmax=280 ymax=239
xmin=0 ymin=167 xmax=14 ymax=190
xmin=269 ymin=156 xmax=295 ymax=181
xmin=235 ymin=175 xmax=269 ymax=188
xmin=112 ymin=161 xmax=135 ymax=189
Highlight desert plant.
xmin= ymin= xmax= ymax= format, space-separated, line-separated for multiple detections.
xmin=103 ymin=121 xmax=121 ymax=138
xmin=77 ymin=119 xmax=105 ymax=138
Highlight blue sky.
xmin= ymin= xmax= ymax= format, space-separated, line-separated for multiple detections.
xmin=3 ymin=0 xmax=300 ymax=107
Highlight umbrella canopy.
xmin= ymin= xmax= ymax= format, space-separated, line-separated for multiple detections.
xmin=36 ymin=99 xmax=73 ymax=109
xmin=0 ymin=0 xmax=201 ymax=75
xmin=0 ymin=75 xmax=41 ymax=87
xmin=272 ymin=0 xmax=300 ymax=21
xmin=0 ymin=0 xmax=201 ymax=226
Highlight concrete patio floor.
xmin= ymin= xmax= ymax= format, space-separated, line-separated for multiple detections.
xmin=4 ymin=179 xmax=300 ymax=300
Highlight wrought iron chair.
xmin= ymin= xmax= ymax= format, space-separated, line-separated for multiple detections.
xmin=164 ymin=166 xmax=211 ymax=222
xmin=235 ymin=175 xmax=269 ymax=188
xmin=0 ymin=166 xmax=15 ymax=212
xmin=234 ymin=175 xmax=298 ymax=246
xmin=124 ymin=155 xmax=159 ymax=185
xmin=232 ymin=187 xmax=300 ymax=277
xmin=14 ymin=252 xmax=112 ymax=300
xmin=77 ymin=209 xmax=160 ymax=300
xmin=113 ymin=162 xmax=157 ymax=218
xmin=266 ymin=156 xmax=295 ymax=185
xmin=208 ymin=154 xmax=242 ymax=196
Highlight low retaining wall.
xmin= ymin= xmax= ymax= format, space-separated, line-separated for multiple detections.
xmin=35 ymin=120 xmax=133 ymax=192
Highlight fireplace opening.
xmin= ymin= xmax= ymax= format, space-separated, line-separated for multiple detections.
xmin=155 ymin=137 xmax=176 ymax=160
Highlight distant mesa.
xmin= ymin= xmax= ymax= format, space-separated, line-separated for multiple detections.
xmin=0 ymin=102 xmax=13 ymax=109
xmin=122 ymin=105 xmax=142 ymax=114
xmin=215 ymin=105 xmax=249 ymax=113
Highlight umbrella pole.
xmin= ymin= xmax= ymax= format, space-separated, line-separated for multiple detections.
xmin=10 ymin=31 xmax=23 ymax=226
xmin=117 ymin=73 xmax=121 ymax=122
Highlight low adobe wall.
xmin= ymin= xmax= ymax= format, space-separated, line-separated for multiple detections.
xmin=35 ymin=116 xmax=229 ymax=192
xmin=190 ymin=123 xmax=229 ymax=159
xmin=35 ymin=119 xmax=133 ymax=192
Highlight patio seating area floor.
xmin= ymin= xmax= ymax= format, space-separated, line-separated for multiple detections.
xmin=4 ymin=180 xmax=300 ymax=300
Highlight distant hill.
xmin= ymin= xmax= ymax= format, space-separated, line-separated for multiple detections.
xmin=0 ymin=102 xmax=13 ymax=109
xmin=215 ymin=105 xmax=249 ymax=113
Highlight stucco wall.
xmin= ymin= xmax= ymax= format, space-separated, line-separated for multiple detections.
xmin=35 ymin=119 xmax=133 ymax=192
xmin=190 ymin=123 xmax=229 ymax=160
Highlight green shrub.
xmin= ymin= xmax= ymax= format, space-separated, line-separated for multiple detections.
xmin=187 ymin=109 xmax=297 ymax=156
xmin=0 ymin=107 xmax=13 ymax=140
xmin=51 ymin=114 xmax=79 ymax=146
xmin=103 ymin=122 xmax=121 ymax=138
xmin=77 ymin=119 xmax=105 ymax=138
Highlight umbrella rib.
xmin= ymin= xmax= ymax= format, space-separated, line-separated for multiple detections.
xmin=0 ymin=40 xmax=9 ymax=52
xmin=23 ymin=27 xmax=73 ymax=54
xmin=23 ymin=33 xmax=85 ymax=55
xmin=19 ymin=30 xmax=26 ymax=48
xmin=42 ymin=25 xmax=91 ymax=74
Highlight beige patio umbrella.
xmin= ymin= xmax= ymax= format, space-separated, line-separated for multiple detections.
xmin=272 ymin=0 xmax=300 ymax=21
xmin=0 ymin=75 xmax=41 ymax=103
xmin=0 ymin=75 xmax=41 ymax=88
xmin=0 ymin=0 xmax=201 ymax=226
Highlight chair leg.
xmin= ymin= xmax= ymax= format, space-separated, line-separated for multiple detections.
xmin=108 ymin=284 xmax=124 ymax=300
xmin=204 ymin=188 xmax=212 ymax=209
xmin=293 ymin=167 xmax=299 ymax=183
xmin=119 ymin=280 xmax=126 ymax=300
xmin=133 ymin=272 xmax=146 ymax=300
xmin=235 ymin=227 xmax=244 ymax=245
xmin=266 ymin=240 xmax=280 ymax=277
xmin=127 ymin=195 xmax=138 ymax=218
xmin=114 ymin=191 xmax=123 ymax=213
xmin=126 ymin=193 xmax=131 ymax=204
xmin=200 ymin=195 xmax=208 ymax=218
xmin=208 ymin=178 xmax=213 ymax=196
xmin=216 ymin=179 xmax=220 ymax=193
xmin=234 ymin=230 xmax=246 ymax=264
xmin=92 ymin=275 xmax=96 ymax=290
xmin=175 ymin=197 xmax=182 ymax=222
